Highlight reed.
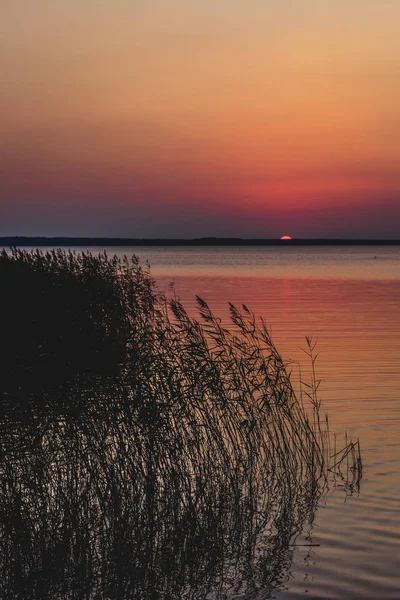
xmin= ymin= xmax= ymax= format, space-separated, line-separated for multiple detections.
xmin=0 ymin=249 xmax=361 ymax=599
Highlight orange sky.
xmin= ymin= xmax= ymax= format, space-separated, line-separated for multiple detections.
xmin=1 ymin=0 xmax=400 ymax=237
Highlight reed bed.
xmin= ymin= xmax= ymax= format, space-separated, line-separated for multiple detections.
xmin=0 ymin=249 xmax=361 ymax=599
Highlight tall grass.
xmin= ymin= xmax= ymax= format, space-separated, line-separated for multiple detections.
xmin=0 ymin=249 xmax=361 ymax=599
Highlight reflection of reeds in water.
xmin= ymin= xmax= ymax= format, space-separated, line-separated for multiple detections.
xmin=0 ymin=249 xmax=361 ymax=599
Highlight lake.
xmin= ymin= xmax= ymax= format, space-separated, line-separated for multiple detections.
xmin=10 ymin=245 xmax=400 ymax=598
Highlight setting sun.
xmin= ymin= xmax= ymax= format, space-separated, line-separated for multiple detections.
xmin=280 ymin=235 xmax=292 ymax=240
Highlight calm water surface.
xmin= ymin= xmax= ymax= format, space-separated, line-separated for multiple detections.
xmin=34 ymin=246 xmax=400 ymax=598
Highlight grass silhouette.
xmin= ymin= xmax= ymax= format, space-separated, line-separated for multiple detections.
xmin=0 ymin=249 xmax=361 ymax=599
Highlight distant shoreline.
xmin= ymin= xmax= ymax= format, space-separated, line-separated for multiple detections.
xmin=1 ymin=237 xmax=400 ymax=247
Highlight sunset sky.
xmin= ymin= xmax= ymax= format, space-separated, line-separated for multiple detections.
xmin=1 ymin=0 xmax=400 ymax=238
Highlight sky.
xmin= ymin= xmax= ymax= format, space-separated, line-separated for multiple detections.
xmin=1 ymin=0 xmax=400 ymax=238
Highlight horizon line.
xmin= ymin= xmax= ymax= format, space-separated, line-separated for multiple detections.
xmin=1 ymin=236 xmax=400 ymax=247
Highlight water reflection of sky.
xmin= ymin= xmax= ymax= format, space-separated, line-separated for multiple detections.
xmin=11 ymin=246 xmax=400 ymax=280
xmin=5 ymin=245 xmax=400 ymax=599
xmin=143 ymin=248 xmax=400 ymax=600
xmin=95 ymin=246 xmax=400 ymax=280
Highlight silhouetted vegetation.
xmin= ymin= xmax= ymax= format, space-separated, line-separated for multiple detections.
xmin=1 ymin=249 xmax=156 ymax=412
xmin=0 ymin=249 xmax=362 ymax=599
